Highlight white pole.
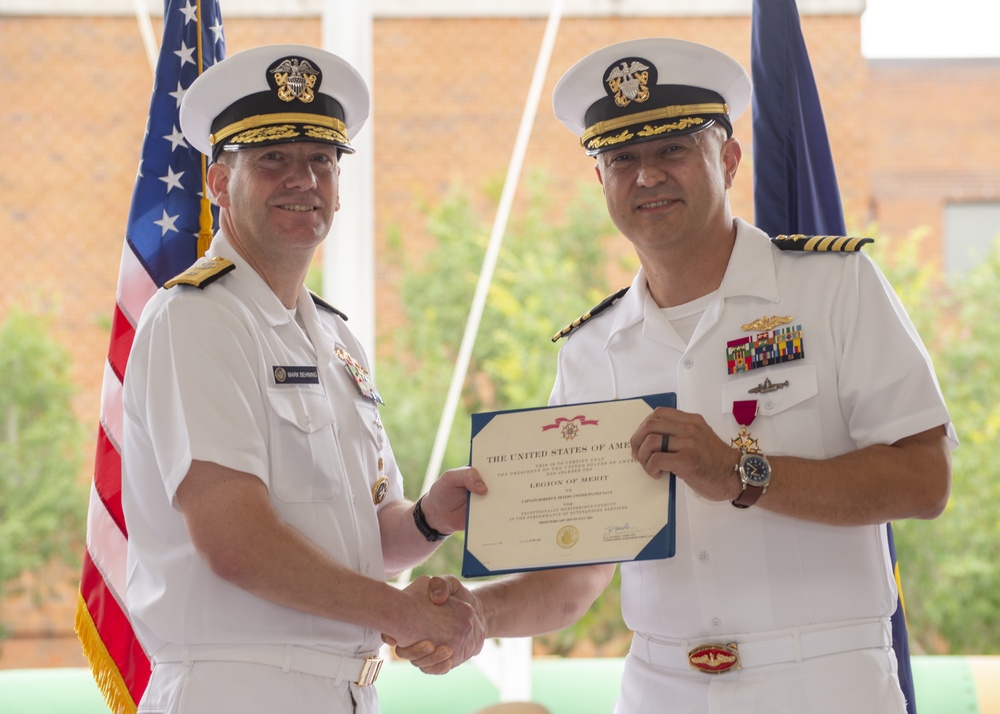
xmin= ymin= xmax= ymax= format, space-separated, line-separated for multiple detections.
xmin=416 ymin=0 xmax=565 ymax=502
xmin=395 ymin=1 xmax=565 ymax=702
xmin=323 ymin=0 xmax=377 ymax=365
xmin=133 ymin=0 xmax=158 ymax=74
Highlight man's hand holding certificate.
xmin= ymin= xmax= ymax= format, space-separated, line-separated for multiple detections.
xmin=462 ymin=394 xmax=676 ymax=577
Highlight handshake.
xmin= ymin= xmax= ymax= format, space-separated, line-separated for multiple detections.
xmin=383 ymin=574 xmax=485 ymax=675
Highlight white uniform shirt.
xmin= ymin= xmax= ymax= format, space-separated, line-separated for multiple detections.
xmin=550 ymin=218 xmax=956 ymax=640
xmin=123 ymin=233 xmax=402 ymax=658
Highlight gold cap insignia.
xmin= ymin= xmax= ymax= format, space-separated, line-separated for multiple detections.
xmin=605 ymin=59 xmax=651 ymax=108
xmin=270 ymin=57 xmax=319 ymax=103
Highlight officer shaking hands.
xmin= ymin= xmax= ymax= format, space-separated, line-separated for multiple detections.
xmin=121 ymin=44 xmax=488 ymax=714
xmin=394 ymin=37 xmax=955 ymax=714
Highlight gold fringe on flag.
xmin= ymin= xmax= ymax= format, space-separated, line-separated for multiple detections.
xmin=74 ymin=593 xmax=138 ymax=714
xmin=197 ymin=186 xmax=213 ymax=258
xmin=894 ymin=560 xmax=908 ymax=619
xmin=195 ymin=0 xmax=214 ymax=259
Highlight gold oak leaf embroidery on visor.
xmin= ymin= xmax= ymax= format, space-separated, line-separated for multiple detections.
xmin=230 ymin=125 xmax=301 ymax=144
xmin=586 ymin=129 xmax=635 ymax=151
xmin=304 ymin=126 xmax=349 ymax=143
xmin=637 ymin=117 xmax=705 ymax=138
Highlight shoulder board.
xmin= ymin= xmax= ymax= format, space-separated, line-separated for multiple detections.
xmin=552 ymin=287 xmax=629 ymax=343
xmin=163 ymin=256 xmax=235 ymax=289
xmin=310 ymin=292 xmax=349 ymax=321
xmin=772 ymin=234 xmax=874 ymax=252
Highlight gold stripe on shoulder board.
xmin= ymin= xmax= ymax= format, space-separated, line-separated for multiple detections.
xmin=772 ymin=234 xmax=874 ymax=252
xmin=552 ymin=287 xmax=629 ymax=343
xmin=164 ymin=257 xmax=236 ymax=289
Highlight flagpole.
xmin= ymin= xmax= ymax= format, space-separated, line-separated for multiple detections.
xmin=75 ymin=2 xmax=226 ymax=710
xmin=394 ymin=3 xmax=564 ymax=700
xmin=132 ymin=0 xmax=158 ymax=74
xmin=750 ymin=3 xmax=918 ymax=713
xmin=415 ymin=0 xmax=565 ymax=514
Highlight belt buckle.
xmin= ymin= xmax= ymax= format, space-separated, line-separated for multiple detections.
xmin=356 ymin=656 xmax=383 ymax=687
xmin=687 ymin=642 xmax=741 ymax=674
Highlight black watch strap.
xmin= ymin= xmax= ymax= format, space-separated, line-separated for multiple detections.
xmin=413 ymin=496 xmax=447 ymax=542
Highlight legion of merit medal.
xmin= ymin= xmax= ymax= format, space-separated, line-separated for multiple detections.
xmin=731 ymin=399 xmax=760 ymax=454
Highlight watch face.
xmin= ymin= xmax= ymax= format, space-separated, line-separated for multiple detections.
xmin=741 ymin=454 xmax=771 ymax=486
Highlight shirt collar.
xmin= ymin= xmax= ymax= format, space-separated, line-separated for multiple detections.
xmin=718 ymin=218 xmax=781 ymax=303
xmin=604 ymin=218 xmax=780 ymax=348
xmin=207 ymin=232 xmax=313 ymax=328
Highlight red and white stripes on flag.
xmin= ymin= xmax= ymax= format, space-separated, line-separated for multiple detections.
xmin=74 ymin=2 xmax=224 ymax=711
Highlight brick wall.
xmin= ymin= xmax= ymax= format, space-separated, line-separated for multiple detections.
xmin=1 ymin=11 xmax=997 ymax=669
xmin=867 ymin=58 xmax=1000 ymax=263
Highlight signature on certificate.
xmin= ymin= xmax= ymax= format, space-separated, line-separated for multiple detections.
xmin=605 ymin=522 xmax=636 ymax=534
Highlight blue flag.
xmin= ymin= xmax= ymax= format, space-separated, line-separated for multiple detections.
xmin=750 ymin=2 xmax=917 ymax=713
xmin=750 ymin=0 xmax=845 ymax=237
xmin=127 ymin=0 xmax=226 ymax=287
xmin=75 ymin=1 xmax=225 ymax=711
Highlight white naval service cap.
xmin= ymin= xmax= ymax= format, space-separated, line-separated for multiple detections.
xmin=180 ymin=43 xmax=370 ymax=160
xmin=552 ymin=37 xmax=752 ymax=156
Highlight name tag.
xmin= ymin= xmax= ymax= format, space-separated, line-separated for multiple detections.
xmin=273 ymin=366 xmax=319 ymax=384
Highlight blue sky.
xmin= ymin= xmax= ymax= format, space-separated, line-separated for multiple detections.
xmin=862 ymin=0 xmax=1000 ymax=58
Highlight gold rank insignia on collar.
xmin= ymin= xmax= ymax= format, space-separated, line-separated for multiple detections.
xmin=164 ymin=256 xmax=235 ymax=289
xmin=772 ymin=234 xmax=874 ymax=252
xmin=552 ymin=286 xmax=629 ymax=342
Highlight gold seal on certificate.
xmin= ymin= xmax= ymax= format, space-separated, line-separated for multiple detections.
xmin=462 ymin=393 xmax=676 ymax=577
xmin=556 ymin=525 xmax=579 ymax=549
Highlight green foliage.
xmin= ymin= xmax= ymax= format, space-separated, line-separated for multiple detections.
xmin=0 ymin=310 xmax=88 ymax=617
xmin=872 ymin=230 xmax=1000 ymax=654
xmin=378 ymin=171 xmax=617 ymax=496
xmin=377 ymin=172 xmax=627 ymax=647
xmin=377 ymin=179 xmax=1000 ymax=656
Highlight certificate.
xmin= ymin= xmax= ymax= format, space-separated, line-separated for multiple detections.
xmin=462 ymin=393 xmax=676 ymax=577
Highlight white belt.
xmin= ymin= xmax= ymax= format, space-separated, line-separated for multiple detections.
xmin=153 ymin=644 xmax=383 ymax=686
xmin=630 ymin=619 xmax=892 ymax=674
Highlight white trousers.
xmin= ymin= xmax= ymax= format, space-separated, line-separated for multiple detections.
xmin=138 ymin=661 xmax=380 ymax=714
xmin=612 ymin=646 xmax=907 ymax=714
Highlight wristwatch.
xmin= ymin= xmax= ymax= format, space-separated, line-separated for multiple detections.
xmin=413 ymin=496 xmax=447 ymax=542
xmin=731 ymin=451 xmax=771 ymax=509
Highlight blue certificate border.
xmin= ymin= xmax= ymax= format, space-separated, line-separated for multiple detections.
xmin=462 ymin=392 xmax=676 ymax=578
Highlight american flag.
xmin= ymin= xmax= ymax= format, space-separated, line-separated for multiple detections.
xmin=74 ymin=1 xmax=225 ymax=711
xmin=750 ymin=1 xmax=918 ymax=711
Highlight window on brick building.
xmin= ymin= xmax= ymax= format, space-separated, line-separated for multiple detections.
xmin=944 ymin=201 xmax=1000 ymax=278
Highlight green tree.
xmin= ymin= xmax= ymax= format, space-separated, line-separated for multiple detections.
xmin=376 ymin=180 xmax=1000 ymax=656
xmin=0 ymin=310 xmax=88 ymax=630
xmin=874 ymin=231 xmax=1000 ymax=654
xmin=377 ymin=172 xmax=631 ymax=653
xmin=378 ymin=171 xmax=622 ymax=493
